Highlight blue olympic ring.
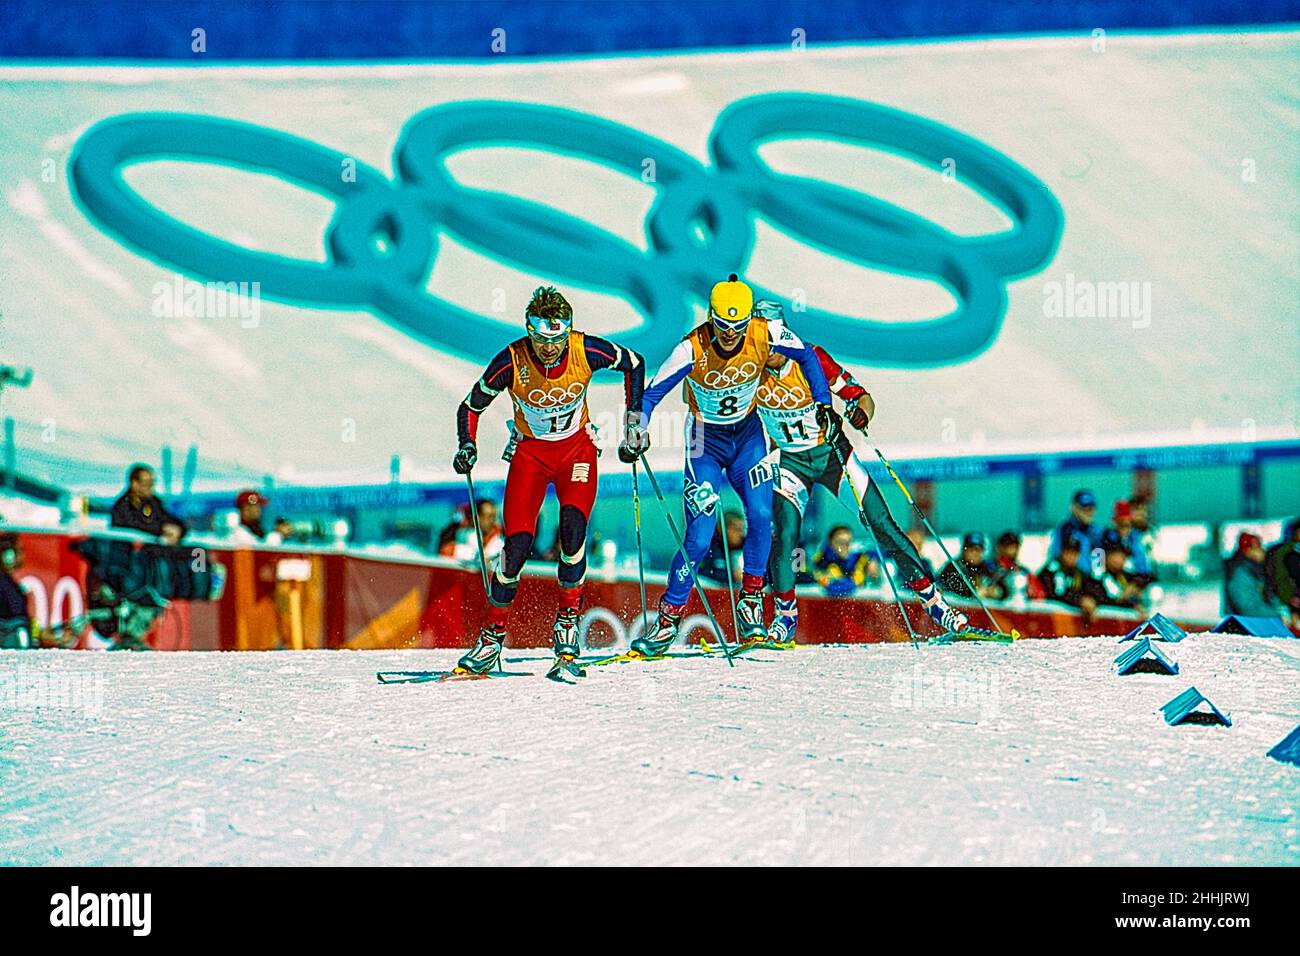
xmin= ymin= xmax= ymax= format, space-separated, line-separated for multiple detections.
xmin=69 ymin=94 xmax=1063 ymax=369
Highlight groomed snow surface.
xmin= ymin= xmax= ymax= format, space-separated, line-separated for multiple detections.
xmin=2 ymin=634 xmax=1297 ymax=866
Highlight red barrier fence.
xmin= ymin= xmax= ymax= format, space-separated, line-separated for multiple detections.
xmin=7 ymin=529 xmax=1181 ymax=651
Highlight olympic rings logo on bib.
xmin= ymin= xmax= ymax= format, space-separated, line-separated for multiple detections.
xmin=757 ymin=381 xmax=810 ymax=409
xmin=69 ymin=95 xmax=1063 ymax=370
xmin=525 ymin=383 xmax=586 ymax=408
xmin=703 ymin=362 xmax=759 ymax=388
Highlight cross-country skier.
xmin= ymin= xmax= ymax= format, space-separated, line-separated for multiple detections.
xmin=629 ymin=275 xmax=834 ymax=657
xmin=753 ymin=299 xmax=969 ymax=646
xmin=451 ymin=286 xmax=648 ymax=674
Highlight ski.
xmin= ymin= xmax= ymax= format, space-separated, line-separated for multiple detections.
xmin=928 ymin=627 xmax=1018 ymax=646
xmin=545 ymin=656 xmax=587 ymax=683
xmin=579 ymin=648 xmax=733 ymax=667
xmin=699 ymin=636 xmax=786 ymax=655
xmin=581 ymin=651 xmax=665 ymax=667
xmin=375 ymin=670 xmax=531 ymax=685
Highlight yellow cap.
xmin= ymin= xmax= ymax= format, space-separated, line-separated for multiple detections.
xmin=708 ymin=273 xmax=753 ymax=324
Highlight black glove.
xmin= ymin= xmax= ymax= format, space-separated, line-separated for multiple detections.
xmin=617 ymin=417 xmax=651 ymax=464
xmin=452 ymin=441 xmax=477 ymax=475
xmin=845 ymin=400 xmax=870 ymax=433
xmin=815 ymin=403 xmax=843 ymax=441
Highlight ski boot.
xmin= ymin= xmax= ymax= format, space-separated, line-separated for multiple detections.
xmin=925 ymin=598 xmax=969 ymax=641
xmin=546 ymin=609 xmax=586 ymax=681
xmin=629 ymin=605 xmax=683 ymax=658
xmin=455 ymin=623 xmax=505 ymax=675
xmin=736 ymin=589 xmax=767 ymax=646
xmin=766 ymin=596 xmax=798 ymax=650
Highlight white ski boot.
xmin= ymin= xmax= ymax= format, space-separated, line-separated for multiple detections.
xmin=546 ymin=609 xmax=586 ymax=681
xmin=736 ymin=589 xmax=767 ymax=644
xmin=455 ymin=623 xmax=505 ymax=675
xmin=630 ymin=605 xmax=683 ymax=658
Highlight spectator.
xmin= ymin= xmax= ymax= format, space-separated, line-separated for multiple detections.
xmin=436 ymin=504 xmax=469 ymax=555
xmin=1129 ymin=492 xmax=1154 ymax=534
xmin=1038 ymin=538 xmax=1101 ymax=623
xmin=271 ymin=517 xmax=295 ymax=545
xmin=438 ymin=499 xmax=504 ymax=563
xmin=1096 ymin=528 xmax=1149 ymax=616
xmin=700 ymin=512 xmax=746 ymax=585
xmin=986 ymin=530 xmax=1045 ymax=602
xmin=813 ymin=525 xmax=876 ymax=597
xmin=1220 ymin=531 xmax=1284 ymax=620
xmin=229 ymin=490 xmax=269 ymax=543
xmin=1111 ymin=500 xmax=1155 ymax=582
xmin=0 ymin=531 xmax=29 ymax=625
xmin=938 ymin=532 xmax=996 ymax=599
xmin=1048 ymin=489 xmax=1100 ymax=562
xmin=1264 ymin=518 xmax=1300 ymax=627
xmin=110 ymin=464 xmax=186 ymax=544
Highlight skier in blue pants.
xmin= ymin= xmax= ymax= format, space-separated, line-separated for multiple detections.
xmin=629 ymin=274 xmax=837 ymax=657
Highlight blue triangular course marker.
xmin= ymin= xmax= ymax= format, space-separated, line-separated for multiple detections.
xmin=1211 ymin=615 xmax=1295 ymax=638
xmin=1267 ymin=726 xmax=1300 ymax=766
xmin=1121 ymin=613 xmax=1188 ymax=643
xmin=1114 ymin=636 xmax=1178 ymax=675
xmin=1160 ymin=686 xmax=1231 ymax=727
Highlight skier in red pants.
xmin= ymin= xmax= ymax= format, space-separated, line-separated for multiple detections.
xmin=452 ymin=286 xmax=648 ymax=676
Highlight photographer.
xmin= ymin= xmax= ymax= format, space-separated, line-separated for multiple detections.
xmin=111 ymin=464 xmax=187 ymax=543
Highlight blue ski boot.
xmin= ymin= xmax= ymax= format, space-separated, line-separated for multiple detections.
xmin=766 ymin=595 xmax=798 ymax=649
xmin=455 ymin=623 xmax=505 ymax=675
xmin=916 ymin=584 xmax=969 ymax=637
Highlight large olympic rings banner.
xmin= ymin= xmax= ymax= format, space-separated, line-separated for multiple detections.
xmin=1 ymin=33 xmax=1296 ymax=485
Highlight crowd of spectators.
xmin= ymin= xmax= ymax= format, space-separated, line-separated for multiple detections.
xmin=80 ymin=465 xmax=1300 ymax=633
xmin=929 ymin=489 xmax=1161 ymax=622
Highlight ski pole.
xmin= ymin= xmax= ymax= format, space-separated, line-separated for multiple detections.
xmin=638 ymin=457 xmax=735 ymax=665
xmin=631 ymin=461 xmax=649 ymax=641
xmin=871 ymin=445 xmax=1006 ymax=635
xmin=827 ymin=437 xmax=920 ymax=651
xmin=716 ymin=507 xmax=742 ymax=643
xmin=463 ymin=471 xmax=492 ymax=597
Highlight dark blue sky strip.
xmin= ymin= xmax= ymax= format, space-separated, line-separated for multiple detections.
xmin=3 ymin=0 xmax=1297 ymax=59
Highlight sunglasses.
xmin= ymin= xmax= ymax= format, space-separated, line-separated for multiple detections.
xmin=529 ymin=332 xmax=568 ymax=346
xmin=709 ymin=309 xmax=751 ymax=334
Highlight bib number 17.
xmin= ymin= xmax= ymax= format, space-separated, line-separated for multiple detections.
xmin=548 ymin=410 xmax=577 ymax=433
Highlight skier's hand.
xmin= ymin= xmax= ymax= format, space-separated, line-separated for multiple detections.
xmin=618 ymin=416 xmax=651 ymax=464
xmin=845 ymin=399 xmax=871 ymax=433
xmin=452 ymin=441 xmax=477 ymax=475
xmin=815 ymin=403 xmax=843 ymax=441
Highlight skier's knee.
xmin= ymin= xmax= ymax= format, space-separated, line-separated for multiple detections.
xmin=557 ymin=505 xmax=587 ymax=554
xmin=684 ymin=518 xmax=714 ymax=555
xmin=491 ymin=532 xmax=534 ymax=606
xmin=499 ymin=531 xmax=534 ymax=578
xmin=557 ymin=505 xmax=588 ymax=588
xmin=489 ymin=568 xmax=520 ymax=607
